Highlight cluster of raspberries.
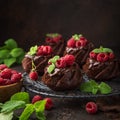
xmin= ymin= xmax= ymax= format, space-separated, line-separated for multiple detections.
xmin=0 ymin=64 xmax=22 ymax=86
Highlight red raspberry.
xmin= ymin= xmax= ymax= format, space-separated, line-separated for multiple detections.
xmin=42 ymin=46 xmax=52 ymax=55
xmin=89 ymin=52 xmax=97 ymax=59
xmin=67 ymin=38 xmax=76 ymax=48
xmin=5 ymin=79 xmax=12 ymax=85
xmin=109 ymin=52 xmax=115 ymax=59
xmin=64 ymin=54 xmax=75 ymax=66
xmin=86 ymin=102 xmax=98 ymax=114
xmin=11 ymin=70 xmax=18 ymax=74
xmin=0 ymin=64 xmax=8 ymax=71
xmin=37 ymin=46 xmax=44 ymax=56
xmin=80 ymin=39 xmax=87 ymax=46
xmin=29 ymin=71 xmax=38 ymax=80
xmin=32 ymin=95 xmax=43 ymax=104
xmin=45 ymin=38 xmax=54 ymax=43
xmin=56 ymin=59 xmax=66 ymax=68
xmin=44 ymin=98 xmax=53 ymax=110
xmin=0 ymin=68 xmax=12 ymax=79
xmin=76 ymin=40 xmax=81 ymax=47
xmin=97 ymin=53 xmax=109 ymax=62
xmin=53 ymin=35 xmax=62 ymax=43
xmin=11 ymin=73 xmax=22 ymax=83
xmin=0 ymin=77 xmax=6 ymax=85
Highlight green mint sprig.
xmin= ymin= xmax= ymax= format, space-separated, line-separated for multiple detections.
xmin=0 ymin=92 xmax=46 ymax=120
xmin=80 ymin=80 xmax=112 ymax=95
xmin=46 ymin=33 xmax=60 ymax=38
xmin=92 ymin=46 xmax=113 ymax=53
xmin=0 ymin=38 xmax=25 ymax=67
xmin=72 ymin=34 xmax=82 ymax=41
xmin=47 ymin=55 xmax=60 ymax=74
xmin=27 ymin=45 xmax=38 ymax=56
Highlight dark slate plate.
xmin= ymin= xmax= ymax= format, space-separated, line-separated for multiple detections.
xmin=22 ymin=72 xmax=120 ymax=98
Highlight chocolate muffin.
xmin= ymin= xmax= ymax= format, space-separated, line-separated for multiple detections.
xmin=83 ymin=46 xmax=120 ymax=80
xmin=45 ymin=33 xmax=66 ymax=56
xmin=42 ymin=55 xmax=83 ymax=91
xmin=64 ymin=34 xmax=94 ymax=67
xmin=22 ymin=45 xmax=53 ymax=76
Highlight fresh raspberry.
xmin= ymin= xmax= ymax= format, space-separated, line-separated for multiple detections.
xmin=29 ymin=71 xmax=38 ymax=80
xmin=80 ymin=39 xmax=87 ymax=46
xmin=44 ymin=98 xmax=53 ymax=110
xmin=5 ymin=79 xmax=12 ymax=85
xmin=37 ymin=46 xmax=44 ymax=56
xmin=97 ymin=53 xmax=109 ymax=62
xmin=64 ymin=54 xmax=75 ymax=66
xmin=0 ymin=68 xmax=12 ymax=79
xmin=0 ymin=77 xmax=6 ymax=85
xmin=42 ymin=46 xmax=52 ymax=55
xmin=11 ymin=73 xmax=22 ymax=83
xmin=76 ymin=40 xmax=81 ymax=47
xmin=32 ymin=95 xmax=43 ymax=104
xmin=89 ymin=52 xmax=97 ymax=59
xmin=56 ymin=59 xmax=66 ymax=68
xmin=109 ymin=52 xmax=115 ymax=59
xmin=0 ymin=64 xmax=8 ymax=71
xmin=67 ymin=38 xmax=76 ymax=48
xmin=45 ymin=38 xmax=55 ymax=43
xmin=11 ymin=70 xmax=18 ymax=74
xmin=53 ymin=35 xmax=62 ymax=43
xmin=86 ymin=102 xmax=98 ymax=114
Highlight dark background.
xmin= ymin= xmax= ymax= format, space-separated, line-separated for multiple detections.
xmin=0 ymin=0 xmax=120 ymax=57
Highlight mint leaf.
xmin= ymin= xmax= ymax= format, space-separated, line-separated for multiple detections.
xmin=0 ymin=49 xmax=10 ymax=59
xmin=0 ymin=112 xmax=13 ymax=120
xmin=10 ymin=48 xmax=25 ymax=57
xmin=4 ymin=58 xmax=16 ymax=67
xmin=92 ymin=48 xmax=102 ymax=53
xmin=4 ymin=39 xmax=17 ymax=50
xmin=99 ymin=82 xmax=112 ymax=94
xmin=46 ymin=33 xmax=60 ymax=38
xmin=1 ymin=100 xmax=26 ymax=113
xmin=80 ymin=80 xmax=99 ymax=94
xmin=47 ymin=63 xmax=55 ymax=74
xmin=102 ymin=48 xmax=113 ymax=53
xmin=48 ymin=55 xmax=60 ymax=64
xmin=10 ymin=92 xmax=30 ymax=104
xmin=34 ymin=100 xmax=46 ymax=120
xmin=72 ymin=34 xmax=82 ymax=41
xmin=19 ymin=104 xmax=34 ymax=120
xmin=28 ymin=45 xmax=38 ymax=56
xmin=0 ymin=59 xmax=3 ymax=64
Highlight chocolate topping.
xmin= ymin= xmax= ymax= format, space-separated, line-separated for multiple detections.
xmin=64 ymin=41 xmax=94 ymax=67
xmin=42 ymin=63 xmax=83 ymax=91
xmin=22 ymin=54 xmax=52 ymax=76
xmin=83 ymin=58 xmax=120 ymax=80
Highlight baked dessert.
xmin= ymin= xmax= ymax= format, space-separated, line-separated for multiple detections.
xmin=64 ymin=34 xmax=94 ymax=67
xmin=45 ymin=33 xmax=66 ymax=56
xmin=22 ymin=45 xmax=53 ymax=76
xmin=42 ymin=54 xmax=83 ymax=91
xmin=83 ymin=46 xmax=120 ymax=80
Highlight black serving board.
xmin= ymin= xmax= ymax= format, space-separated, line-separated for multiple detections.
xmin=23 ymin=72 xmax=120 ymax=98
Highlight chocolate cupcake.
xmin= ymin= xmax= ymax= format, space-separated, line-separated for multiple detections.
xmin=83 ymin=46 xmax=120 ymax=80
xmin=45 ymin=33 xmax=65 ymax=56
xmin=22 ymin=45 xmax=53 ymax=76
xmin=64 ymin=34 xmax=94 ymax=67
xmin=42 ymin=54 xmax=83 ymax=91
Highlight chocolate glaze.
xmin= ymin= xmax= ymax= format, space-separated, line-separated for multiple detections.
xmin=42 ymin=63 xmax=83 ymax=91
xmin=83 ymin=58 xmax=120 ymax=80
xmin=22 ymin=54 xmax=52 ymax=76
xmin=64 ymin=41 xmax=94 ymax=67
xmin=45 ymin=39 xmax=66 ymax=57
